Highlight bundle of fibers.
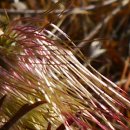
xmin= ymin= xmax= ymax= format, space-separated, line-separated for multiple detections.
xmin=0 ymin=20 xmax=130 ymax=130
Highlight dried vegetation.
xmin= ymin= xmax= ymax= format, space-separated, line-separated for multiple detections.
xmin=0 ymin=0 xmax=130 ymax=130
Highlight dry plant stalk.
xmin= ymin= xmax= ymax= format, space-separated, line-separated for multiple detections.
xmin=0 ymin=18 xmax=130 ymax=130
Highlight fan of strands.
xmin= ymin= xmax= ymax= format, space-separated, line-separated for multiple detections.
xmin=0 ymin=20 xmax=130 ymax=130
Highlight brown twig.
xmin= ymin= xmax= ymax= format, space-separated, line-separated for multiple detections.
xmin=77 ymin=0 xmax=129 ymax=48
xmin=0 ymin=0 xmax=119 ymax=15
